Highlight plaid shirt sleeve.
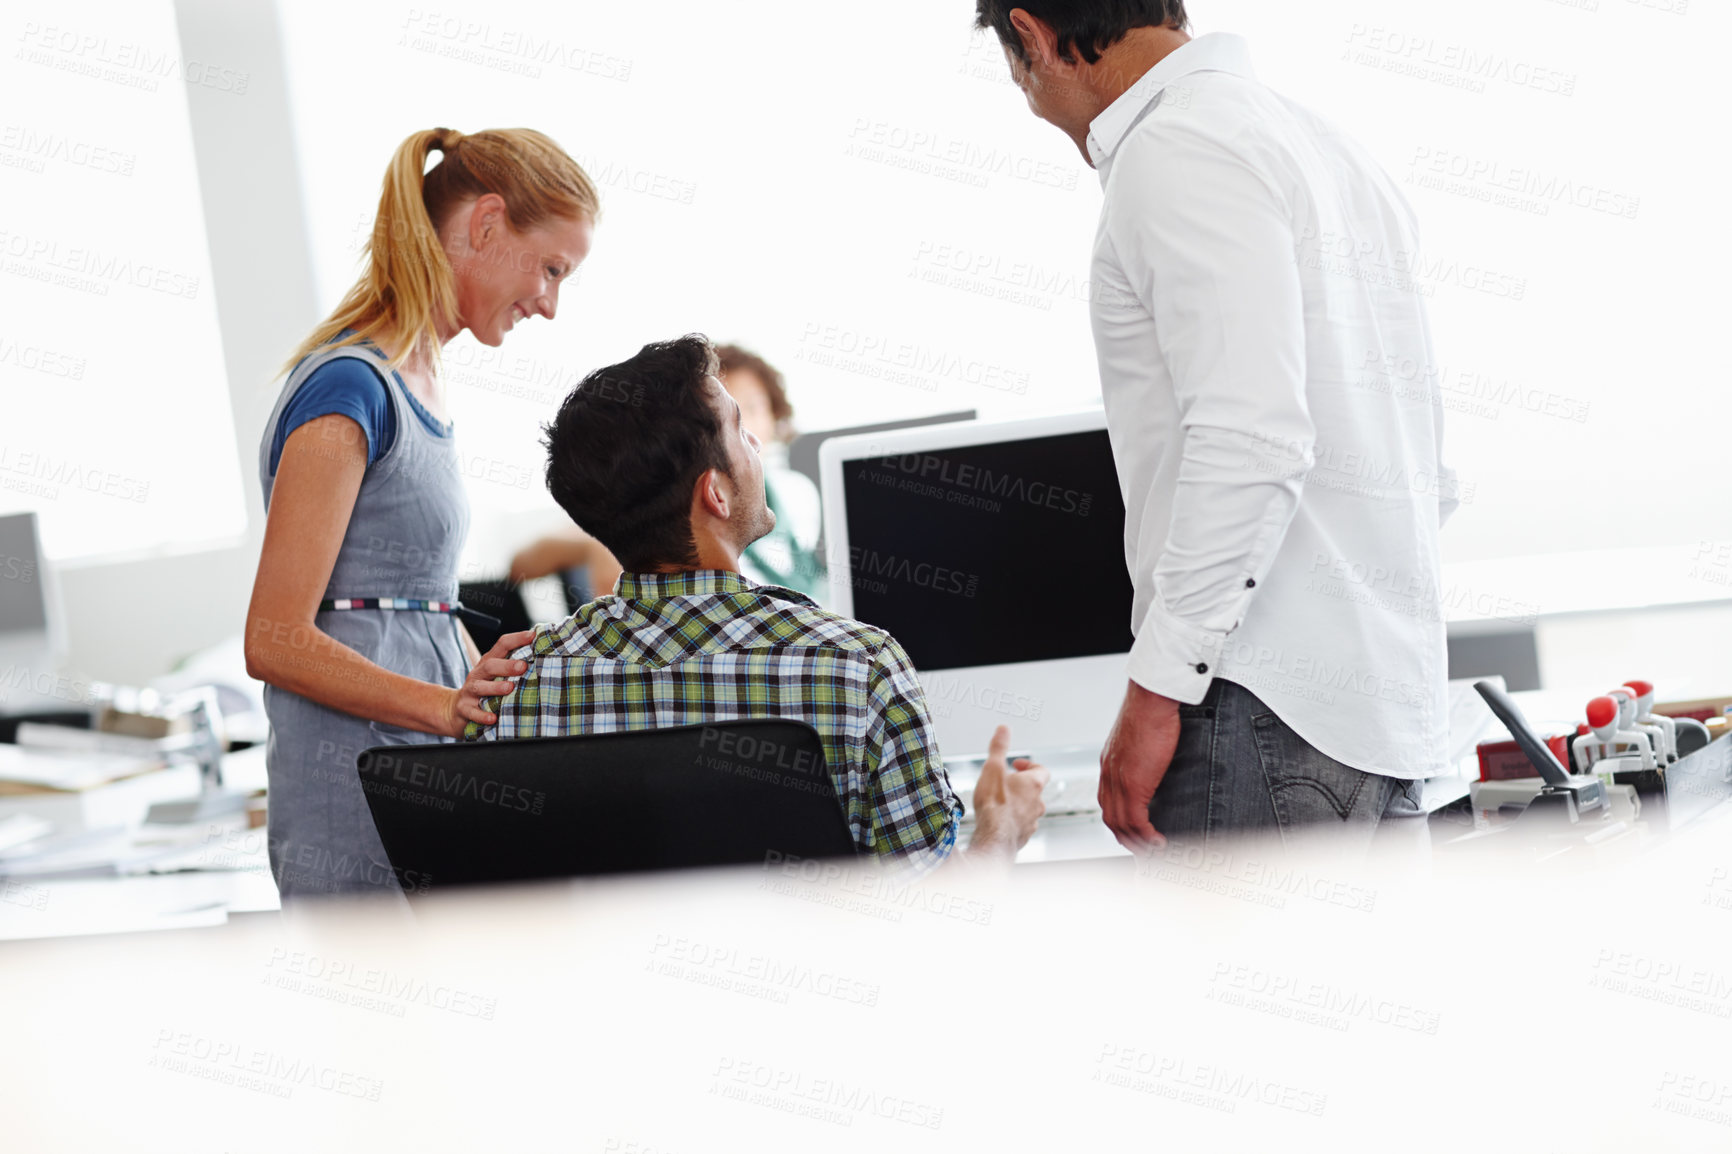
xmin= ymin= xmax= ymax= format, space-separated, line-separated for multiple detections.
xmin=860 ymin=635 xmax=963 ymax=875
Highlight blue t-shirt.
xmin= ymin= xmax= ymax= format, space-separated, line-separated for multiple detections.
xmin=268 ymin=354 xmax=452 ymax=475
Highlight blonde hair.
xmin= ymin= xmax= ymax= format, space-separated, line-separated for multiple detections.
xmin=285 ymin=127 xmax=599 ymax=374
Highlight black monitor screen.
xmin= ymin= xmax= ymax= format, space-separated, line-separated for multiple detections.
xmin=839 ymin=429 xmax=1135 ymax=671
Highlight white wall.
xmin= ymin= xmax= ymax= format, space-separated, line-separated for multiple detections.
xmin=22 ymin=0 xmax=1732 ymax=697
xmin=0 ymin=0 xmax=245 ymax=565
xmin=274 ymin=0 xmax=1107 ymax=572
xmin=270 ymin=0 xmax=1732 ymax=618
xmin=1539 ymin=602 xmax=1732 ymax=706
xmin=51 ymin=0 xmax=320 ymax=686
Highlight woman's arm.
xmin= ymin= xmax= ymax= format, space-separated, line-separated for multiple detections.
xmin=244 ymin=414 xmax=526 ymax=737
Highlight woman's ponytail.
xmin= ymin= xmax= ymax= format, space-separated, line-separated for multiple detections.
xmin=366 ymin=128 xmax=463 ymax=362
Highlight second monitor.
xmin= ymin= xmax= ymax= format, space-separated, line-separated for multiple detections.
xmin=819 ymin=409 xmax=1134 ymax=758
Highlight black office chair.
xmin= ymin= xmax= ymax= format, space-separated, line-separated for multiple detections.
xmin=356 ymin=719 xmax=857 ymax=890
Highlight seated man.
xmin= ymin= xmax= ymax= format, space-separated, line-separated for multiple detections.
xmin=506 ymin=342 xmax=824 ymax=600
xmin=464 ymin=335 xmax=1046 ymax=874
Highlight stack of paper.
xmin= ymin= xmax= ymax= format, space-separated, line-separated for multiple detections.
xmin=0 ymin=743 xmax=164 ymax=794
xmin=0 ymin=813 xmax=52 ymax=854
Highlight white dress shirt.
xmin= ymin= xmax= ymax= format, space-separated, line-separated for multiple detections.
xmin=1088 ymin=33 xmax=1457 ymax=779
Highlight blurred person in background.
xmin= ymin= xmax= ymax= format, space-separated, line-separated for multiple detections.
xmin=245 ymin=128 xmax=599 ymax=899
xmin=508 ymin=342 xmax=826 ymax=600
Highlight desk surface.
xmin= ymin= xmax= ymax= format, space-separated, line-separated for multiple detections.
xmin=9 ymin=795 xmax=1732 ymax=1150
xmin=0 ymin=869 xmax=278 ymax=942
xmin=0 ymin=687 xmax=1689 ymax=941
xmin=0 ymin=745 xmax=281 ymax=941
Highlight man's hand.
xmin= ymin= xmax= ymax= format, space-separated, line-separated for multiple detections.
xmin=967 ymin=725 xmax=1049 ymax=862
xmin=1098 ymin=680 xmax=1183 ymax=853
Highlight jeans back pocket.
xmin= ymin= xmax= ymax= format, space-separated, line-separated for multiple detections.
xmin=1250 ymin=711 xmax=1369 ymax=824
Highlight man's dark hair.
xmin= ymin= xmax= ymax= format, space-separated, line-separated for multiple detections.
xmin=542 ymin=334 xmax=729 ymax=572
xmin=975 ymin=1 xmax=1189 ymax=66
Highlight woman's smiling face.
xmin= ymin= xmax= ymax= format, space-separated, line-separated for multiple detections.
xmin=444 ymin=194 xmax=594 ymax=346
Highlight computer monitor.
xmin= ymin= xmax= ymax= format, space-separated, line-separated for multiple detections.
xmin=0 ymin=512 xmax=66 ymax=713
xmin=786 ymin=410 xmax=977 ymax=562
xmin=819 ymin=409 xmax=1134 ymax=757
xmin=787 ymin=410 xmax=977 ymax=495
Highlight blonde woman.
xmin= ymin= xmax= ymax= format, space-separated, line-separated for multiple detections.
xmin=245 ymin=128 xmax=598 ymax=898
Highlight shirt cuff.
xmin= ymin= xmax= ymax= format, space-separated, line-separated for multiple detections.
xmin=890 ymin=807 xmax=960 ymax=881
xmin=1125 ymin=600 xmax=1228 ymax=704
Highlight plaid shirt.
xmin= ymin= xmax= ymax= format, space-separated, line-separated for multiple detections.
xmin=464 ymin=570 xmax=962 ymax=873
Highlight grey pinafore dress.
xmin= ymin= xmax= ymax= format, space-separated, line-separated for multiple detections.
xmin=257 ymin=340 xmax=470 ymax=899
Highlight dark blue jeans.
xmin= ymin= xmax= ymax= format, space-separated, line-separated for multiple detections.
xmin=1149 ymin=678 xmax=1429 ymax=854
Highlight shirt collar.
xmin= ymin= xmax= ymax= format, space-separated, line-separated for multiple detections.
xmin=1085 ymin=32 xmax=1256 ymax=170
xmin=615 ymin=569 xmax=756 ymax=600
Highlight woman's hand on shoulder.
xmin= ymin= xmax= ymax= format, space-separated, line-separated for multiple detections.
xmin=443 ymin=629 xmax=537 ymax=737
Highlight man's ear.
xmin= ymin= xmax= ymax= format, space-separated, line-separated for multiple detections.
xmin=694 ymin=467 xmax=731 ymax=522
xmin=1007 ymin=8 xmax=1064 ymax=71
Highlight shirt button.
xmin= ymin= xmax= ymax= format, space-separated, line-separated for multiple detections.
xmin=1195 ymin=663 xmax=1209 ymax=675
xmin=1245 ymin=579 xmax=1256 ymax=588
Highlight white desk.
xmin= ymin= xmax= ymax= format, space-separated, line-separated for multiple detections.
xmin=0 ymin=868 xmax=279 ymax=942
xmin=10 ymin=797 xmax=1732 ymax=1151
xmin=0 ymin=746 xmax=281 ymax=942
xmin=978 ymin=685 xmax=1601 ymax=866
xmin=0 ymin=687 xmax=1677 ymax=939
xmin=993 ymin=754 xmax=1477 ymax=869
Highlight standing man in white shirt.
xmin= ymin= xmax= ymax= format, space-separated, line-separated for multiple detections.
xmin=973 ymin=3 xmax=1459 ymax=853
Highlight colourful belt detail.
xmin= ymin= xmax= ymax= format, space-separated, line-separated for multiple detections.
xmin=319 ymin=597 xmax=502 ymax=631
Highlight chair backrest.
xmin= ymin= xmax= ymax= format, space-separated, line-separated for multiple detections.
xmin=356 ymin=719 xmax=856 ymax=891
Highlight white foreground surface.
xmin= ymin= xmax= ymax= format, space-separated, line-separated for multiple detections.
xmin=5 ymin=794 xmax=1732 ymax=1152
